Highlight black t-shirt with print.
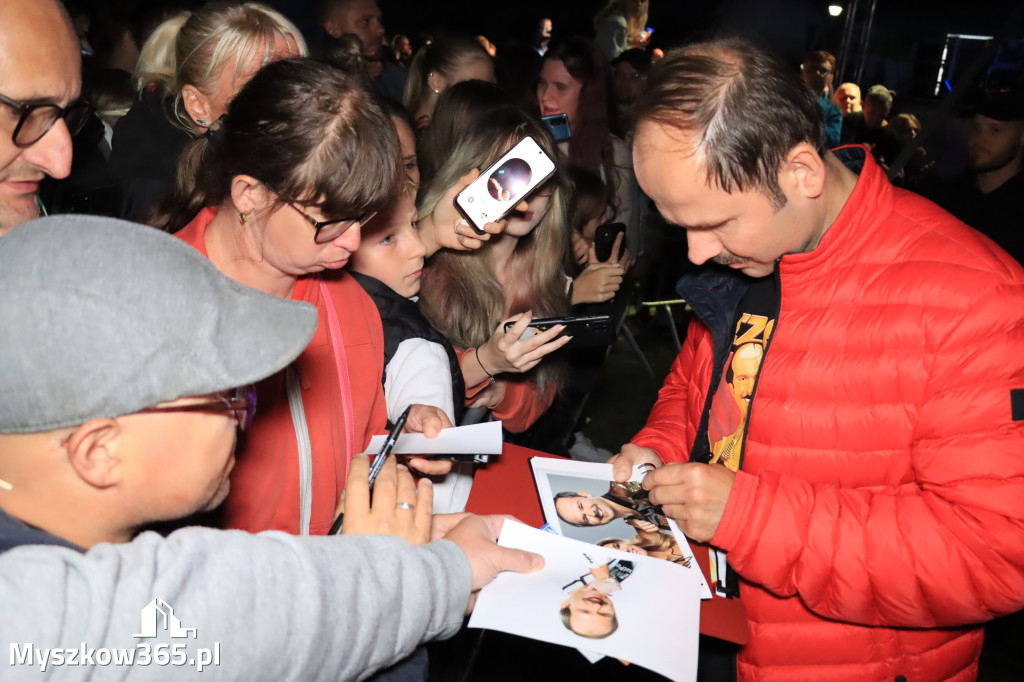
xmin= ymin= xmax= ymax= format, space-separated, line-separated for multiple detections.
xmin=697 ymin=274 xmax=779 ymax=472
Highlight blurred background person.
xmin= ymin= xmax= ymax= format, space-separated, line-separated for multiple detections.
xmin=538 ymin=38 xmax=639 ymax=250
xmin=319 ymin=0 xmax=405 ymax=102
xmin=403 ymin=34 xmax=494 ymax=133
xmin=800 ymin=50 xmax=841 ymax=148
xmin=532 ymin=17 xmax=553 ymax=56
xmin=391 ymin=33 xmax=413 ymax=67
xmin=840 ymin=84 xmax=902 ymax=167
xmin=834 ymin=81 xmax=862 ymax=117
xmin=109 ymin=3 xmax=305 ymax=222
xmin=609 ymin=48 xmax=651 ymax=138
xmin=927 ymin=87 xmax=1024 ymax=263
xmin=593 ymin=0 xmax=650 ymax=61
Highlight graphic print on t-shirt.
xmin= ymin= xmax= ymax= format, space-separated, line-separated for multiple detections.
xmin=707 ymin=313 xmax=774 ymax=471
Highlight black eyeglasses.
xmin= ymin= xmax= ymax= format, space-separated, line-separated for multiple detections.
xmin=286 ymin=201 xmax=377 ymax=244
xmin=0 ymin=91 xmax=92 ymax=147
xmin=137 ymin=386 xmax=258 ymax=431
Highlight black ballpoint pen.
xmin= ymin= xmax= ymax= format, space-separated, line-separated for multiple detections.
xmin=329 ymin=405 xmax=412 ymax=535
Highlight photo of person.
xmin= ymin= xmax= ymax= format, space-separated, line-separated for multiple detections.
xmin=553 ymin=478 xmax=670 ymax=530
xmin=486 ymin=157 xmax=532 ymax=202
xmin=532 ymin=457 xmax=711 ymax=599
xmin=597 ymin=521 xmax=693 ymax=568
xmin=469 ymin=521 xmax=700 ymax=682
xmin=560 ymin=558 xmax=634 ymax=638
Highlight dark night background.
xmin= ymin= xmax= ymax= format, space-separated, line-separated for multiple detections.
xmin=73 ymin=0 xmax=1024 ymax=96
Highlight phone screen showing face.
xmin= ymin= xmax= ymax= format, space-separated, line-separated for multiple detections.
xmin=454 ymin=136 xmax=557 ymax=234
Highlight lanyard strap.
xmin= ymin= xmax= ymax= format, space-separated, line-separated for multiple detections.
xmin=319 ymin=280 xmax=357 ymax=479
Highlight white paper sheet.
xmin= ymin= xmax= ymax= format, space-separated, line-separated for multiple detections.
xmin=470 ymin=521 xmax=700 ymax=682
xmin=359 ymin=420 xmax=503 ymax=455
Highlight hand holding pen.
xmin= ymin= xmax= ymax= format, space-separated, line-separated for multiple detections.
xmin=330 ymin=407 xmax=433 ymax=544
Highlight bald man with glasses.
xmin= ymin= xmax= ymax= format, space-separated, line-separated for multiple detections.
xmin=0 ymin=0 xmax=87 ymax=234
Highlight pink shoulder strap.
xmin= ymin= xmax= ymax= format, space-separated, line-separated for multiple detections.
xmin=319 ymin=280 xmax=357 ymax=478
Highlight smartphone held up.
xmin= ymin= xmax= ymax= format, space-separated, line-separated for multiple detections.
xmin=454 ymin=136 xmax=557 ymax=235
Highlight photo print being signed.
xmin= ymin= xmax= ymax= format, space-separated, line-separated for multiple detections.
xmin=469 ymin=521 xmax=701 ymax=682
xmin=486 ymin=158 xmax=532 ymax=203
xmin=532 ymin=458 xmax=711 ymax=599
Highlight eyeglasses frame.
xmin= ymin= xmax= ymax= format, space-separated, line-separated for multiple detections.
xmin=136 ymin=386 xmax=257 ymax=431
xmin=285 ymin=201 xmax=377 ymax=244
xmin=0 ymin=91 xmax=92 ymax=147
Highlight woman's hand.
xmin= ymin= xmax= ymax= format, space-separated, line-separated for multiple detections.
xmin=418 ymin=169 xmax=517 ymax=256
xmin=572 ymin=262 xmax=624 ymax=304
xmin=400 ymin=404 xmax=454 ymax=476
xmin=468 ymin=379 xmax=506 ymax=409
xmin=571 ymin=230 xmax=591 ymax=266
xmin=477 ymin=312 xmax=571 ymax=375
xmin=587 ymin=231 xmax=632 ymax=274
xmin=340 ymin=453 xmax=432 ymax=545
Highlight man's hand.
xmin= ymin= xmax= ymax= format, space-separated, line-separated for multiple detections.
xmin=442 ymin=515 xmax=545 ymax=613
xmin=643 ymin=462 xmax=735 ymax=543
xmin=609 ymin=443 xmax=663 ymax=482
xmin=402 ymin=404 xmax=454 ymax=476
xmin=341 ymin=454 xmax=432 ymax=545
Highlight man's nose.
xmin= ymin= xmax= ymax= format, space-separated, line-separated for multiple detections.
xmin=686 ymin=230 xmax=721 ymax=266
xmin=22 ymin=119 xmax=73 ymax=180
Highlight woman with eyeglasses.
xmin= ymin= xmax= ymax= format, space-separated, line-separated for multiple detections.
xmin=150 ymin=58 xmax=451 ymax=537
xmin=417 ymin=87 xmax=573 ymax=433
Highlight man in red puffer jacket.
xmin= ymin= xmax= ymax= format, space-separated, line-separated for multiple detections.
xmin=613 ymin=38 xmax=1024 ymax=681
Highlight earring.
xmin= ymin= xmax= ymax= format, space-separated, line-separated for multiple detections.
xmin=197 ymin=119 xmax=209 ymax=126
xmin=238 ymin=211 xmax=248 ymax=224
xmin=432 ymin=88 xmax=440 ymax=94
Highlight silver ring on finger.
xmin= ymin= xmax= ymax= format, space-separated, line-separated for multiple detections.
xmin=396 ymin=501 xmax=415 ymax=511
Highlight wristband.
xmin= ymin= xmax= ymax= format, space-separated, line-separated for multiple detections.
xmin=474 ymin=346 xmax=496 ymax=385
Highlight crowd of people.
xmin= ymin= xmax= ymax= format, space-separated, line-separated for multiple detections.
xmin=3 ymin=0 xmax=1024 ymax=680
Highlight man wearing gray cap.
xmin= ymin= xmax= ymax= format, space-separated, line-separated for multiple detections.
xmin=0 ymin=215 xmax=540 ymax=680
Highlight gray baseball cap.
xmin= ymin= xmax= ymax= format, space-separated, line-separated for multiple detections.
xmin=0 ymin=215 xmax=318 ymax=433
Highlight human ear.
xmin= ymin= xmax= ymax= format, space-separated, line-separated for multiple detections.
xmin=781 ymin=143 xmax=826 ymax=200
xmin=560 ymin=599 xmax=570 ymax=609
xmin=427 ymin=71 xmax=448 ymax=95
xmin=181 ymin=84 xmax=213 ymax=129
xmin=230 ymin=175 xmax=273 ymax=217
xmin=64 ymin=419 xmax=123 ymax=489
xmin=323 ymin=15 xmax=344 ymax=39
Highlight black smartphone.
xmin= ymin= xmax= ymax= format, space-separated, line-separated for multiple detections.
xmin=594 ymin=222 xmax=627 ymax=262
xmin=503 ymin=314 xmax=615 ymax=348
xmin=540 ymin=113 xmax=571 ymax=142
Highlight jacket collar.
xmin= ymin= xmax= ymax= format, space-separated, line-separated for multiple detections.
xmin=676 ymin=145 xmax=888 ymax=312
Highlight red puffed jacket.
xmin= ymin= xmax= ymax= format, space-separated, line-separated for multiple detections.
xmin=633 ymin=149 xmax=1024 ymax=681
